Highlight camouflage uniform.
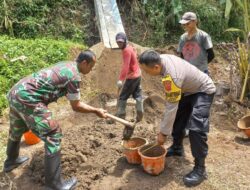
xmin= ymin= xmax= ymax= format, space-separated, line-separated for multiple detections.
xmin=7 ymin=61 xmax=81 ymax=154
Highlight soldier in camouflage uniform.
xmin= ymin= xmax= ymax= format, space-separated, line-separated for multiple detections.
xmin=3 ymin=50 xmax=107 ymax=190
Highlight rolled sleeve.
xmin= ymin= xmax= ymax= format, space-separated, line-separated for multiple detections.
xmin=204 ymin=34 xmax=213 ymax=50
xmin=160 ymin=101 xmax=179 ymax=135
xmin=66 ymin=80 xmax=80 ymax=101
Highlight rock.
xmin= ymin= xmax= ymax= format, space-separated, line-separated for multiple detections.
xmin=89 ymin=135 xmax=95 ymax=141
xmin=103 ymin=167 xmax=108 ymax=174
xmin=108 ymin=132 xmax=116 ymax=138
xmin=78 ymin=152 xmax=88 ymax=163
xmin=217 ymin=112 xmax=227 ymax=116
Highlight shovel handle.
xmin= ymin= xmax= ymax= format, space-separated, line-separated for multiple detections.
xmin=141 ymin=143 xmax=158 ymax=153
xmin=106 ymin=113 xmax=135 ymax=128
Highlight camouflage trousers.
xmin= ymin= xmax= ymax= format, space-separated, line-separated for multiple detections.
xmin=8 ymin=96 xmax=62 ymax=154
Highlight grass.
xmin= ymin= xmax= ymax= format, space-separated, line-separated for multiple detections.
xmin=0 ymin=35 xmax=86 ymax=115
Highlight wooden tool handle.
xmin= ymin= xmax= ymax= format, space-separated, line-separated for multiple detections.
xmin=141 ymin=143 xmax=158 ymax=153
xmin=106 ymin=113 xmax=135 ymax=128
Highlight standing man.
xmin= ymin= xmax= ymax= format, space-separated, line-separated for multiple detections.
xmin=3 ymin=50 xmax=107 ymax=190
xmin=172 ymin=12 xmax=215 ymax=155
xmin=115 ymin=32 xmax=143 ymax=124
xmin=139 ymin=50 xmax=216 ymax=187
xmin=178 ymin=12 xmax=215 ymax=74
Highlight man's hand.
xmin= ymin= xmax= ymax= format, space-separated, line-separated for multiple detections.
xmin=123 ymin=125 xmax=134 ymax=140
xmin=95 ymin=108 xmax=107 ymax=118
xmin=117 ymin=80 xmax=123 ymax=89
xmin=157 ymin=132 xmax=167 ymax=145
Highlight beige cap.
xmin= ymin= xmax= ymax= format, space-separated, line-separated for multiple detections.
xmin=179 ymin=12 xmax=197 ymax=24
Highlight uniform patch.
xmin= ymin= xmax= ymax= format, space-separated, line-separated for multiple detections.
xmin=162 ymin=75 xmax=181 ymax=103
xmin=163 ymin=80 xmax=172 ymax=91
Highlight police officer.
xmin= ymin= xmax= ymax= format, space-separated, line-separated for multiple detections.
xmin=139 ymin=50 xmax=215 ymax=187
xmin=3 ymin=50 xmax=107 ymax=190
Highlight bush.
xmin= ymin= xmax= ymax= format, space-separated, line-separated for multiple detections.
xmin=0 ymin=35 xmax=85 ymax=114
xmin=0 ymin=0 xmax=96 ymax=44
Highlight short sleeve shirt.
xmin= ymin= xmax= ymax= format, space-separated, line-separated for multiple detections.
xmin=177 ymin=29 xmax=213 ymax=72
xmin=8 ymin=61 xmax=81 ymax=106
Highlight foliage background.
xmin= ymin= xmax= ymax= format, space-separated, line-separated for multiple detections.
xmin=0 ymin=0 xmax=248 ymax=113
xmin=0 ymin=0 xmax=245 ymax=47
xmin=118 ymin=0 xmax=245 ymax=46
xmin=0 ymin=36 xmax=85 ymax=114
xmin=0 ymin=0 xmax=99 ymax=45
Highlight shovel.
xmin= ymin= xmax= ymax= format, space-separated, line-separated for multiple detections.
xmin=106 ymin=113 xmax=135 ymax=128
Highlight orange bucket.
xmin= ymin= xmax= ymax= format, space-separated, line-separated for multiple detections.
xmin=237 ymin=115 xmax=250 ymax=138
xmin=138 ymin=143 xmax=167 ymax=175
xmin=122 ymin=137 xmax=148 ymax=164
xmin=23 ymin=130 xmax=41 ymax=145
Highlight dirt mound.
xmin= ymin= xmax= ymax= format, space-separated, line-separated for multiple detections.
xmin=80 ymin=42 xmax=164 ymax=99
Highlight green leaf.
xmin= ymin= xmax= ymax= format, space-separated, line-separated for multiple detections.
xmin=225 ymin=27 xmax=244 ymax=33
xmin=224 ymin=0 xmax=232 ymax=19
xmin=235 ymin=0 xmax=244 ymax=9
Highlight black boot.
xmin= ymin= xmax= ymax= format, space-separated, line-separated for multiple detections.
xmin=183 ymin=158 xmax=207 ymax=187
xmin=166 ymin=138 xmax=184 ymax=157
xmin=44 ymin=150 xmax=77 ymax=190
xmin=166 ymin=144 xmax=184 ymax=157
xmin=3 ymin=139 xmax=29 ymax=172
xmin=135 ymin=100 xmax=143 ymax=122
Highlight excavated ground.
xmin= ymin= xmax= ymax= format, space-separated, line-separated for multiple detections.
xmin=0 ymin=43 xmax=250 ymax=190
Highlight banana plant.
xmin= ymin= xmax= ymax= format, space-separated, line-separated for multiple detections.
xmin=1 ymin=0 xmax=14 ymax=36
xmin=221 ymin=0 xmax=250 ymax=40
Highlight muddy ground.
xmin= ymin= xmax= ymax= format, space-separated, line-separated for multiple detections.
xmin=0 ymin=43 xmax=250 ymax=190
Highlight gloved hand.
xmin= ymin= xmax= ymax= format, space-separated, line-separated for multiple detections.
xmin=122 ymin=125 xmax=134 ymax=140
xmin=117 ymin=80 xmax=123 ymax=89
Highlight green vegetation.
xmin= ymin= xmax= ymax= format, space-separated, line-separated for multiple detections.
xmin=0 ymin=0 xmax=246 ymax=47
xmin=0 ymin=0 xmax=97 ymax=44
xmin=223 ymin=0 xmax=249 ymax=40
xmin=118 ymin=0 xmax=245 ymax=46
xmin=0 ymin=35 xmax=85 ymax=114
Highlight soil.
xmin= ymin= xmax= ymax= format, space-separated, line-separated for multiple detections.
xmin=0 ymin=43 xmax=250 ymax=190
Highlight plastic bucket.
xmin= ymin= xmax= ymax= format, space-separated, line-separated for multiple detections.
xmin=23 ymin=130 xmax=41 ymax=145
xmin=237 ymin=115 xmax=250 ymax=138
xmin=138 ymin=143 xmax=167 ymax=175
xmin=122 ymin=137 xmax=148 ymax=164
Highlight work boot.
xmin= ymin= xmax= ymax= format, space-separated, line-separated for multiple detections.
xmin=166 ymin=144 xmax=184 ymax=157
xmin=116 ymin=100 xmax=127 ymax=119
xmin=183 ymin=158 xmax=207 ymax=187
xmin=44 ymin=150 xmax=77 ymax=190
xmin=135 ymin=100 xmax=143 ymax=122
xmin=3 ymin=139 xmax=29 ymax=172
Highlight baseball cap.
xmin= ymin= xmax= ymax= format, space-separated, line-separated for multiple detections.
xmin=116 ymin=32 xmax=127 ymax=43
xmin=179 ymin=12 xmax=197 ymax=24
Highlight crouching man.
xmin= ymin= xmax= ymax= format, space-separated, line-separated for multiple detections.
xmin=139 ymin=50 xmax=215 ymax=187
xmin=3 ymin=50 xmax=107 ymax=190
